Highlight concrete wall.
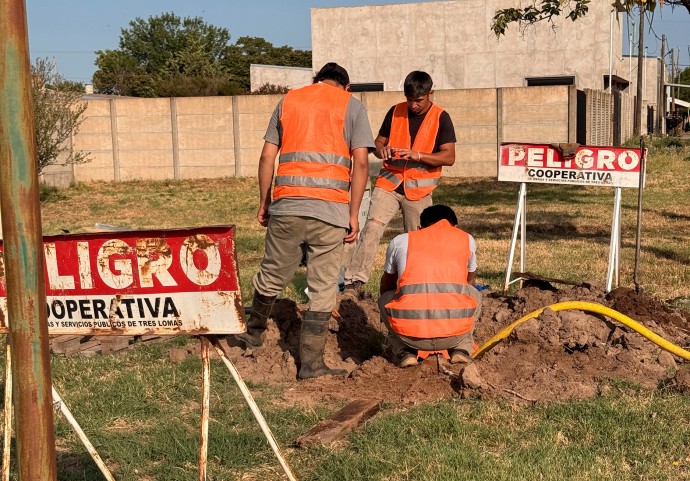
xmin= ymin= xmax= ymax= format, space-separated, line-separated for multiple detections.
xmin=621 ymin=55 xmax=659 ymax=134
xmin=41 ymin=85 xmax=576 ymax=186
xmin=622 ymin=56 xmax=660 ymax=105
xmin=584 ymin=89 xmax=635 ymax=146
xmin=250 ymin=64 xmax=313 ymax=92
xmin=311 ymin=0 xmax=622 ymax=92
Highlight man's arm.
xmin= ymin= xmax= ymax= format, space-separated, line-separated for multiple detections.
xmin=345 ymin=146 xmax=370 ymax=243
xmin=257 ymin=141 xmax=279 ymax=227
xmin=374 ymin=134 xmax=394 ymax=160
xmin=380 ymin=271 xmax=398 ymax=295
xmin=467 ymin=271 xmax=477 ymax=285
xmin=395 ymin=142 xmax=455 ymax=167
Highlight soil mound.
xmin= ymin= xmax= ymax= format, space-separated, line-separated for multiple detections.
xmin=177 ymin=284 xmax=690 ymax=405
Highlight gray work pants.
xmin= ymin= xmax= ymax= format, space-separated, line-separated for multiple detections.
xmin=345 ymin=186 xmax=432 ymax=285
xmin=253 ymin=215 xmax=345 ymax=313
xmin=378 ymin=286 xmax=483 ymax=354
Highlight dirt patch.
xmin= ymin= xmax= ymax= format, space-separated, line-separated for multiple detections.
xmin=180 ymin=284 xmax=690 ymax=406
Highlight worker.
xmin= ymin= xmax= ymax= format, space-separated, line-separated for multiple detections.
xmin=378 ymin=204 xmax=482 ymax=368
xmin=233 ymin=62 xmax=375 ymax=380
xmin=342 ymin=71 xmax=456 ymax=300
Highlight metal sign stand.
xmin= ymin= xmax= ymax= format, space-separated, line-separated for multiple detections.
xmin=206 ymin=335 xmax=298 ymax=481
xmin=503 ymin=182 xmax=527 ymax=292
xmin=503 ymin=183 xmax=626 ymax=294
xmin=3 ymin=336 xmax=298 ymax=481
xmin=606 ymin=187 xmax=623 ymax=292
xmin=2 ymin=341 xmax=116 ymax=481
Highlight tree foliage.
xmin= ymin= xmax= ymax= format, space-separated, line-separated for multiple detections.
xmin=677 ymin=66 xmax=690 ymax=104
xmin=492 ymin=0 xmax=690 ymax=37
xmin=227 ymin=36 xmax=312 ymax=91
xmin=93 ymin=13 xmax=311 ymax=97
xmin=31 ymin=58 xmax=90 ymax=175
xmin=251 ymin=83 xmax=290 ymax=95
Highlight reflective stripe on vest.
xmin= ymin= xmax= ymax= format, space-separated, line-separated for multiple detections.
xmin=385 ymin=220 xmax=477 ymax=338
xmin=274 ymin=83 xmax=352 ymax=204
xmin=375 ymin=102 xmax=444 ymax=201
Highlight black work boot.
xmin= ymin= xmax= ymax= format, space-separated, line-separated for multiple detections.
xmin=234 ymin=291 xmax=276 ymax=349
xmin=297 ymin=311 xmax=347 ymax=380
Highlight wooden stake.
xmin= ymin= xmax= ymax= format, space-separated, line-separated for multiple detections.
xmin=51 ymin=387 xmax=116 ymax=481
xmin=198 ymin=337 xmax=210 ymax=481
xmin=3 ymin=341 xmax=12 ymax=481
xmin=208 ymin=336 xmax=297 ymax=481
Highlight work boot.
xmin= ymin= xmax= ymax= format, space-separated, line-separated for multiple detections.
xmin=397 ymin=349 xmax=419 ymax=368
xmin=449 ymin=349 xmax=473 ymax=364
xmin=298 ymin=311 xmax=347 ymax=380
xmin=234 ymin=290 xmax=276 ymax=349
xmin=341 ymin=280 xmax=370 ymax=301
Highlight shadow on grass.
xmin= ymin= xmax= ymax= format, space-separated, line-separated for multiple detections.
xmin=56 ymin=452 xmax=104 ymax=481
xmin=643 ymin=245 xmax=690 ymax=266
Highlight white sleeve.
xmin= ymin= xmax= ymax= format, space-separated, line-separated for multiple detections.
xmin=384 ymin=234 xmax=408 ymax=274
xmin=467 ymin=235 xmax=477 ymax=273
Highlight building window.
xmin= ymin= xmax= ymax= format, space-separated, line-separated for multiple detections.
xmin=526 ymin=76 xmax=576 ymax=87
xmin=349 ymin=83 xmax=384 ymax=92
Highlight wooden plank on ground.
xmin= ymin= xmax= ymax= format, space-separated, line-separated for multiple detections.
xmin=64 ymin=339 xmax=100 ymax=356
xmin=51 ymin=335 xmax=86 ymax=354
xmin=295 ymin=398 xmax=381 ymax=448
xmin=140 ymin=335 xmax=162 ymax=342
xmin=98 ymin=336 xmax=131 ymax=353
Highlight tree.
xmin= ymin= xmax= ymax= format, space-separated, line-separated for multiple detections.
xmin=31 ymin=58 xmax=90 ymax=175
xmin=491 ymin=1 xmax=690 ymax=37
xmin=225 ymin=36 xmax=311 ymax=92
xmin=93 ymin=13 xmax=311 ymax=97
xmin=677 ymin=66 xmax=690 ymax=104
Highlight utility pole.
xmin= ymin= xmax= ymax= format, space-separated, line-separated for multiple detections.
xmin=671 ymin=48 xmax=676 ymax=113
xmin=0 ymin=0 xmax=58 ymax=480
xmin=634 ymin=4 xmax=644 ymax=136
xmin=658 ymin=34 xmax=665 ymax=134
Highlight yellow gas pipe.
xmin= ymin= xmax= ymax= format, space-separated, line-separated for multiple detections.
xmin=472 ymin=301 xmax=690 ymax=361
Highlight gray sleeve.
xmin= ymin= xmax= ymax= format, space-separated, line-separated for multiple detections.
xmin=345 ymin=98 xmax=376 ymax=152
xmin=263 ymin=99 xmax=283 ymax=146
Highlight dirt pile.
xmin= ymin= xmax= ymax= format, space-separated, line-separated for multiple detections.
xmin=175 ymin=283 xmax=690 ymax=405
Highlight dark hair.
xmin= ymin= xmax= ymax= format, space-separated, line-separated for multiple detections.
xmin=313 ymin=62 xmax=350 ymax=87
xmin=404 ymin=71 xmax=433 ymax=98
xmin=420 ymin=204 xmax=457 ymax=228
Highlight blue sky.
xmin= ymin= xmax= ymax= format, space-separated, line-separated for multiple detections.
xmin=26 ymin=0 xmax=690 ymax=84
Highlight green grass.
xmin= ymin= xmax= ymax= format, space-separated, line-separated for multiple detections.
xmin=309 ymin=392 xmax=690 ymax=481
xmin=3 ymin=343 xmax=690 ymax=480
xmin=2 ymin=135 xmax=684 ymax=480
xmin=39 ymin=137 xmax=690 ymax=302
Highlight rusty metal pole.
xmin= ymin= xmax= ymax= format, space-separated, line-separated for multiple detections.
xmin=0 ymin=1 xmax=58 ymax=480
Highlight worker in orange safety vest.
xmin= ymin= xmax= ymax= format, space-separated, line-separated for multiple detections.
xmin=342 ymin=71 xmax=456 ymax=301
xmin=233 ymin=63 xmax=375 ymax=379
xmin=378 ymin=204 xmax=482 ymax=368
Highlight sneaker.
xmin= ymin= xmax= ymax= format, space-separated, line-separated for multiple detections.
xmin=449 ymin=349 xmax=473 ymax=364
xmin=397 ymin=349 xmax=419 ymax=368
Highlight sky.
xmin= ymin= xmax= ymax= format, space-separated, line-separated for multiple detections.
xmin=25 ymin=0 xmax=690 ymax=84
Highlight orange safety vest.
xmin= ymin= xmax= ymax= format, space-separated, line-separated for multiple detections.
xmin=375 ymin=102 xmax=444 ymax=201
xmin=385 ymin=219 xmax=477 ymax=338
xmin=273 ymin=83 xmax=352 ymax=204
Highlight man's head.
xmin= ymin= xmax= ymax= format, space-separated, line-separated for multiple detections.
xmin=403 ymin=71 xmax=433 ymax=115
xmin=313 ymin=62 xmax=350 ymax=89
xmin=420 ymin=204 xmax=458 ymax=228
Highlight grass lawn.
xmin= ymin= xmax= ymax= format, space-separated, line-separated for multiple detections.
xmin=0 ymin=136 xmax=687 ymax=480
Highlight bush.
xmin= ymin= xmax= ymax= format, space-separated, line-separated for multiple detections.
xmin=40 ymin=183 xmax=68 ymax=202
xmin=250 ymin=83 xmax=289 ymax=95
